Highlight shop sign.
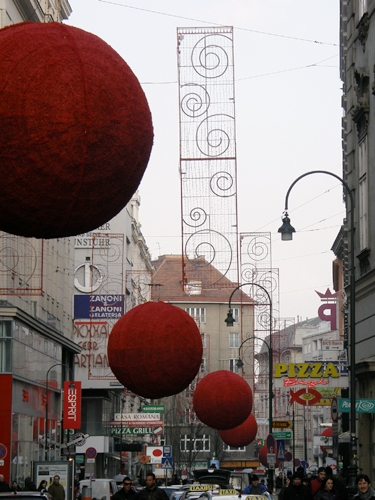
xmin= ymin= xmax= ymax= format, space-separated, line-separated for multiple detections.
xmin=338 ymin=398 xmax=375 ymax=413
xmin=63 ymin=381 xmax=82 ymax=429
xmin=111 ymin=427 xmax=154 ymax=435
xmin=274 ymin=361 xmax=348 ymax=389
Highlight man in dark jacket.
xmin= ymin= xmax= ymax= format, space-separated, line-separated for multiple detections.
xmin=284 ymin=472 xmax=313 ymax=500
xmin=136 ymin=474 xmax=169 ymax=500
xmin=113 ymin=478 xmax=137 ymax=500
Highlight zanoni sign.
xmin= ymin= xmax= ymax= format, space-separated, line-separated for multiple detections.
xmin=274 ymin=361 xmax=349 ymax=389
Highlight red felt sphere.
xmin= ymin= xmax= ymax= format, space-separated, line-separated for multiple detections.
xmin=193 ymin=371 xmax=253 ymax=430
xmin=219 ymin=413 xmax=258 ymax=447
xmin=0 ymin=22 xmax=153 ymax=238
xmin=107 ymin=302 xmax=203 ymax=399
xmin=320 ymin=427 xmax=332 ymax=454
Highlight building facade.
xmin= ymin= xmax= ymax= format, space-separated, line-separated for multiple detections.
xmin=340 ymin=0 xmax=375 ymax=479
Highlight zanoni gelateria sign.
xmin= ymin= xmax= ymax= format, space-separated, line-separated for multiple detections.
xmin=274 ymin=361 xmax=349 ymax=389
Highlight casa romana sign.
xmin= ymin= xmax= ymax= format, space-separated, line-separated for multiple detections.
xmin=274 ymin=361 xmax=349 ymax=389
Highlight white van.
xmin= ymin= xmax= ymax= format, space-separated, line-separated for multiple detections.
xmin=79 ymin=479 xmax=118 ymax=500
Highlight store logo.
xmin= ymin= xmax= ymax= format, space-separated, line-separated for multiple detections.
xmin=74 ymin=262 xmax=103 ymax=293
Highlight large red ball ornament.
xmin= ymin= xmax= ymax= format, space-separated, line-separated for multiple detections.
xmin=193 ymin=371 xmax=253 ymax=430
xmin=0 ymin=22 xmax=153 ymax=238
xmin=107 ymin=302 xmax=203 ymax=399
xmin=219 ymin=413 xmax=258 ymax=447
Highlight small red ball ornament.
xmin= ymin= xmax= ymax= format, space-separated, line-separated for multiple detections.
xmin=219 ymin=413 xmax=258 ymax=447
xmin=0 ymin=22 xmax=153 ymax=238
xmin=107 ymin=302 xmax=203 ymax=399
xmin=193 ymin=371 xmax=253 ymax=430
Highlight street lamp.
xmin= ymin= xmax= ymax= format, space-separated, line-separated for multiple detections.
xmin=278 ymin=170 xmax=357 ymax=493
xmin=45 ymin=363 xmax=74 ymax=460
xmin=225 ymin=282 xmax=274 ymax=492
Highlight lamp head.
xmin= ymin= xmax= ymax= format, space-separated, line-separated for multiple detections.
xmin=225 ymin=309 xmax=235 ymax=327
xmin=236 ymin=357 xmax=244 ymax=369
xmin=278 ymin=213 xmax=296 ymax=241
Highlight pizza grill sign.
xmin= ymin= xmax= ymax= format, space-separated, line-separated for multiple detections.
xmin=274 ymin=361 xmax=349 ymax=389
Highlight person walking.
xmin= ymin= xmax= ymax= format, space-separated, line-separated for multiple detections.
xmin=283 ymin=472 xmax=313 ymax=500
xmin=11 ymin=480 xmax=21 ymax=492
xmin=279 ymin=476 xmax=291 ymax=500
xmin=315 ymin=477 xmax=340 ymax=500
xmin=24 ymin=477 xmax=37 ymax=491
xmin=136 ymin=473 xmax=169 ymax=500
xmin=311 ymin=468 xmax=327 ymax=498
xmin=48 ymin=475 xmax=65 ymax=500
xmin=0 ymin=475 xmax=10 ymax=492
xmin=38 ymin=480 xmax=48 ymax=492
xmin=354 ymin=474 xmax=375 ymax=500
xmin=113 ymin=477 xmax=137 ymax=500
xmin=243 ymin=474 xmax=268 ymax=495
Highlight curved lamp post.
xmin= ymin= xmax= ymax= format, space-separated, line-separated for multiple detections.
xmin=278 ymin=170 xmax=356 ymax=493
xmin=225 ymin=282 xmax=273 ymax=491
xmin=45 ymin=362 xmax=74 ymax=460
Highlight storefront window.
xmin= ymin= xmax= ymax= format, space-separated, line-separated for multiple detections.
xmin=0 ymin=320 xmax=11 ymax=372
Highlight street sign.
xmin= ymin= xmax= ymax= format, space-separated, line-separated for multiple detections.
xmin=276 ymin=440 xmax=285 ymax=461
xmin=267 ymin=453 xmax=276 ymax=469
xmin=331 ymin=397 xmax=338 ymax=423
xmin=111 ymin=427 xmax=154 ymax=435
xmin=284 ymin=451 xmax=293 ymax=461
xmin=161 ymin=457 xmax=173 ymax=469
xmin=86 ymin=447 xmax=97 ymax=459
xmin=142 ymin=405 xmax=165 ymax=413
xmin=273 ymin=420 xmax=291 ymax=428
xmin=338 ymin=398 xmax=375 ymax=413
xmin=266 ymin=434 xmax=276 ymax=453
xmin=163 ymin=446 xmax=172 ymax=458
xmin=273 ymin=431 xmax=292 ymax=439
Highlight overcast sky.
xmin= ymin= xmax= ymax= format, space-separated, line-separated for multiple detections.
xmin=68 ymin=0 xmax=344 ymax=322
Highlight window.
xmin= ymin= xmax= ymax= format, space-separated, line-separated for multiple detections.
xmin=318 ymin=339 xmax=322 ymax=350
xmin=359 ymin=0 xmax=368 ymax=18
xmin=233 ymin=308 xmax=240 ymax=323
xmin=229 ymin=332 xmax=239 ymax=349
xmin=185 ymin=307 xmax=206 ymax=324
xmin=358 ymin=137 xmax=368 ymax=250
xmin=229 ymin=358 xmax=240 ymax=374
xmin=313 ymin=340 xmax=317 ymax=351
xmin=200 ymin=358 xmax=206 ymax=373
xmin=180 ymin=434 xmax=210 ymax=452
xmin=201 ymin=333 xmax=206 ymax=348
xmin=223 ymin=444 xmax=246 ymax=452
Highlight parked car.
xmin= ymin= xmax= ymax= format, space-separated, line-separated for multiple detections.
xmin=79 ymin=479 xmax=118 ymax=500
xmin=0 ymin=493 xmax=51 ymax=500
xmin=159 ymin=487 xmax=185 ymax=499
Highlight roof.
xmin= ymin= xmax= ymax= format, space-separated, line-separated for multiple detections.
xmin=151 ymin=255 xmax=254 ymax=304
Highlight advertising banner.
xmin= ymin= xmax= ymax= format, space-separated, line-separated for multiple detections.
xmin=74 ymin=294 xmax=124 ymax=319
xmin=63 ymin=381 xmax=82 ymax=429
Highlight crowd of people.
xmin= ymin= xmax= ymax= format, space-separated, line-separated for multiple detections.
xmin=272 ymin=466 xmax=375 ymax=500
xmin=0 ymin=473 xmax=65 ymax=500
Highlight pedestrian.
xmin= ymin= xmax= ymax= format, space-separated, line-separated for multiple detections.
xmin=283 ymin=472 xmax=313 ymax=500
xmin=38 ymin=480 xmax=48 ymax=492
xmin=276 ymin=472 xmax=285 ymax=491
xmin=113 ymin=477 xmax=137 ymax=500
xmin=24 ymin=477 xmax=37 ymax=491
xmin=136 ymin=473 xmax=169 ymax=500
xmin=354 ymin=474 xmax=375 ymax=500
xmin=325 ymin=467 xmax=348 ymax=500
xmin=48 ymin=475 xmax=65 ymax=500
xmin=311 ymin=467 xmax=327 ymax=498
xmin=279 ymin=476 xmax=291 ymax=500
xmin=243 ymin=475 xmax=268 ymax=495
xmin=0 ymin=475 xmax=10 ymax=492
xmin=11 ymin=480 xmax=21 ymax=492
xmin=316 ymin=477 xmax=340 ymax=500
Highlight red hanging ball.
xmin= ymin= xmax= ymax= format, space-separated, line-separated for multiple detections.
xmin=219 ymin=413 xmax=258 ymax=447
xmin=0 ymin=22 xmax=153 ymax=238
xmin=107 ymin=302 xmax=203 ymax=399
xmin=193 ymin=371 xmax=253 ymax=430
